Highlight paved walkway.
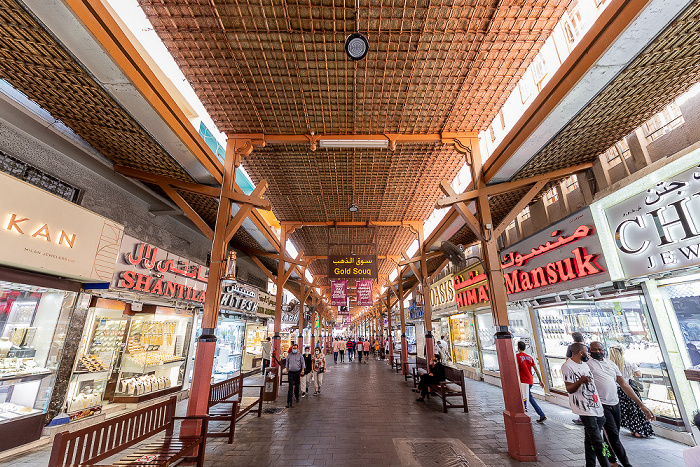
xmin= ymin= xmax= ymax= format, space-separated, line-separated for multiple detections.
xmin=0 ymin=357 xmax=689 ymax=466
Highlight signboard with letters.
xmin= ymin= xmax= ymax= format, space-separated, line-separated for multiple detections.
xmin=429 ymin=274 xmax=455 ymax=315
xmin=330 ymin=279 xmax=347 ymax=306
xmin=0 ymin=171 xmax=124 ymax=282
xmin=220 ymin=281 xmax=259 ymax=315
xmin=356 ymin=279 xmax=373 ymax=306
xmin=328 ymin=255 xmax=378 ymax=279
xmin=499 ymin=208 xmax=609 ymax=301
xmin=454 ymin=264 xmax=490 ymax=311
xmin=598 ymin=159 xmax=700 ymax=278
xmin=112 ymin=235 xmax=208 ymax=304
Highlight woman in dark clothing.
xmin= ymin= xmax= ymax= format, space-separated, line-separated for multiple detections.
xmin=416 ymin=354 xmax=446 ymax=402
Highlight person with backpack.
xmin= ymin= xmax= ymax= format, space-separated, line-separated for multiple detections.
xmin=346 ymin=338 xmax=355 ymax=362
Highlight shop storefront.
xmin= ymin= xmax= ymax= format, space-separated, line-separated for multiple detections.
xmin=75 ymin=235 xmax=202 ymax=411
xmin=0 ymin=172 xmax=123 ymax=450
xmin=429 ymin=274 xmax=456 ymax=362
xmin=217 ymin=281 xmax=263 ymax=376
xmin=592 ymin=148 xmax=700 ymax=442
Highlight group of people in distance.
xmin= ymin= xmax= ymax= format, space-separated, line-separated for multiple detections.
xmin=331 ymin=336 xmax=372 ymax=363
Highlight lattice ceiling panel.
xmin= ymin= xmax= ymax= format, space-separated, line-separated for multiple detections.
xmin=512 ymin=1 xmax=700 ymax=180
xmin=140 ymin=0 xmax=568 ymax=134
xmin=243 ymin=143 xmax=464 ymax=222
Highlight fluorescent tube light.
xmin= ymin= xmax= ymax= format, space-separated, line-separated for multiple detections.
xmin=319 ymin=139 xmax=389 ymax=149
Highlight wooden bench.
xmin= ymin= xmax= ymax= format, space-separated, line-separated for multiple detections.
xmin=48 ymin=396 xmax=207 ymax=467
xmin=410 ymin=356 xmax=428 ymax=386
xmin=207 ymin=374 xmax=264 ymax=444
xmin=412 ymin=361 xmax=469 ymax=413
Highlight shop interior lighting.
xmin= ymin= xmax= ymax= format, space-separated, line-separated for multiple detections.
xmin=582 ymin=290 xmax=590 ymax=299
xmin=530 ymin=299 xmax=539 ymax=307
xmin=657 ymin=272 xmax=700 ymax=286
xmin=554 ymin=294 xmax=562 ymax=302
xmin=319 ymin=139 xmax=389 ymax=149
xmin=567 ymin=293 xmax=576 ymax=301
xmin=593 ymin=290 xmax=602 ymax=298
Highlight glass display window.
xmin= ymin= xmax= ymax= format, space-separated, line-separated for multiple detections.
xmin=509 ymin=306 xmax=543 ymax=387
xmin=536 ymin=295 xmax=680 ymax=422
xmin=0 ymin=282 xmax=75 ymax=424
xmin=242 ymin=322 xmax=267 ymax=372
xmin=212 ymin=319 xmax=245 ymax=381
xmin=405 ymin=325 xmax=416 ymax=354
xmin=449 ymin=313 xmax=481 ymax=371
xmin=113 ymin=308 xmax=193 ymax=401
xmin=476 ymin=310 xmax=499 ymax=373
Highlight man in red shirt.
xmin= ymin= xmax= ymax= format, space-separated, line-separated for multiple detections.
xmin=516 ymin=341 xmax=546 ymax=423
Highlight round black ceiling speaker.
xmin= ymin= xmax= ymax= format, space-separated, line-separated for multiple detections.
xmin=345 ymin=32 xmax=369 ymax=61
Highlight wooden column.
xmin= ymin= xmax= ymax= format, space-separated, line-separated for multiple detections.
xmin=272 ymin=224 xmax=289 ymax=368
xmin=471 ymin=141 xmax=537 ymax=462
xmin=398 ymin=274 xmax=408 ymax=375
xmin=186 ymin=139 xmax=239 ymax=420
xmin=418 ymin=224 xmax=435 ymax=360
xmin=386 ymin=296 xmax=393 ymax=363
xmin=310 ymin=296 xmax=317 ymax=350
xmin=297 ymin=267 xmax=307 ymax=349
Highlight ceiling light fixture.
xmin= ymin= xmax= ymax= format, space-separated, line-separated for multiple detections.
xmin=348 ymin=203 xmax=359 ymax=213
xmin=345 ymin=0 xmax=368 ymax=61
xmin=319 ymin=139 xmax=388 ymax=149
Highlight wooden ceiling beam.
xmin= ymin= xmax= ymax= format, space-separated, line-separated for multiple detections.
xmin=280 ymin=221 xmax=422 ymax=227
xmin=493 ymin=180 xmax=548 ymax=239
xmin=229 ymin=132 xmax=478 ymax=149
xmin=158 ymin=183 xmax=214 ymax=241
xmin=436 ymin=162 xmax=593 ymax=208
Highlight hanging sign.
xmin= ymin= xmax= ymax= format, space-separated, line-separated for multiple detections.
xmin=356 ymin=279 xmax=374 ymax=306
xmin=429 ymin=274 xmax=455 ymax=315
xmin=499 ymin=208 xmax=608 ymax=300
xmin=598 ymin=160 xmax=700 ymax=278
xmin=328 ymin=255 xmax=378 ymax=279
xmin=330 ymin=279 xmax=347 ymax=306
xmin=113 ymin=235 xmax=208 ymax=303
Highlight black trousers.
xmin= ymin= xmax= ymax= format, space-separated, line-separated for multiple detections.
xmin=603 ymin=403 xmax=630 ymax=466
xmin=287 ymin=370 xmax=301 ymax=404
xmin=418 ymin=375 xmax=438 ymax=397
xmin=581 ymin=415 xmax=611 ymax=467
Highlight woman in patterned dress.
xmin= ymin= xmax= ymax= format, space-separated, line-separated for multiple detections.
xmin=609 ymin=346 xmax=655 ymax=438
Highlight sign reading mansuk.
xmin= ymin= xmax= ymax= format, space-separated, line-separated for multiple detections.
xmin=328 ymin=255 xmax=378 ymax=279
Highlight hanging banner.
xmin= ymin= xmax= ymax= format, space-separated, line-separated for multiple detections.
xmin=330 ymin=279 xmax=347 ymax=306
xmin=356 ymin=279 xmax=373 ymax=306
xmin=328 ymin=255 xmax=378 ymax=279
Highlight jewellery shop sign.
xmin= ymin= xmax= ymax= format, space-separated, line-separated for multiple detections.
xmin=500 ymin=207 xmax=610 ymax=301
xmin=220 ymin=282 xmax=259 ymax=315
xmin=594 ymin=152 xmax=700 ymax=279
xmin=113 ymin=235 xmax=208 ymax=304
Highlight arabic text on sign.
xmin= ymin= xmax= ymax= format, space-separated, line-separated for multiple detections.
xmin=500 ymin=225 xmax=593 ymax=269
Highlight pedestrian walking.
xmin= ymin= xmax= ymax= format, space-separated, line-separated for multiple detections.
xmin=438 ymin=335 xmax=452 ymax=362
xmin=356 ymin=338 xmax=363 ymax=363
xmin=285 ymin=343 xmax=305 ymax=408
xmin=339 ymin=337 xmax=346 ymax=363
xmin=363 ymin=338 xmax=370 ymax=363
xmin=608 ymin=346 xmax=654 ymax=439
xmin=312 ymin=347 xmax=326 ymax=395
xmin=562 ymin=342 xmax=609 ymax=467
xmin=374 ymin=339 xmax=380 ymax=360
xmin=261 ymin=336 xmax=271 ymax=371
xmin=587 ymin=342 xmax=654 ymax=467
xmin=567 ymin=331 xmax=586 ymax=425
xmin=516 ymin=341 xmax=546 ymax=423
xmin=346 ymin=338 xmax=354 ymax=362
xmin=332 ymin=338 xmax=339 ymax=364
xmin=300 ymin=346 xmax=314 ymax=397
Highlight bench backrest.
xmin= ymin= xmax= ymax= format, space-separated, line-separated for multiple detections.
xmin=208 ymin=374 xmax=243 ymax=407
xmin=415 ymin=356 xmax=427 ymax=369
xmin=48 ymin=396 xmax=177 ymax=467
xmin=443 ymin=365 xmax=465 ymax=385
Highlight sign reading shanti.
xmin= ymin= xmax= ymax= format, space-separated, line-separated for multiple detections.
xmin=328 ymin=255 xmax=378 ymax=279
xmin=500 ymin=208 xmax=609 ymax=301
xmin=601 ymin=161 xmax=700 ymax=278
xmin=114 ymin=235 xmax=208 ymax=303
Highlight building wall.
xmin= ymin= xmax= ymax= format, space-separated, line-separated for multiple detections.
xmin=0 ymin=118 xmax=212 ymax=263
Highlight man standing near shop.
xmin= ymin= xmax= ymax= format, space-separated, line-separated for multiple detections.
xmin=587 ymin=341 xmax=655 ymax=467
xmin=516 ymin=341 xmax=546 ymax=423
xmin=286 ymin=343 xmax=305 ymax=408
xmin=562 ymin=343 xmax=609 ymax=467
xmin=261 ymin=336 xmax=271 ymax=371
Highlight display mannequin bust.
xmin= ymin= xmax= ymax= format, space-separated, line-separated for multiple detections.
xmin=0 ymin=337 xmax=12 ymax=358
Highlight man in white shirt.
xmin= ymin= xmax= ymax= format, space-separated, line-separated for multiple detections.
xmin=562 ymin=342 xmax=610 ymax=467
xmin=587 ymin=342 xmax=655 ymax=467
